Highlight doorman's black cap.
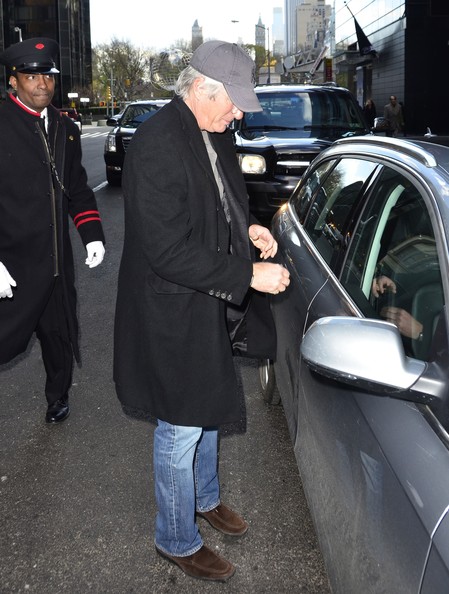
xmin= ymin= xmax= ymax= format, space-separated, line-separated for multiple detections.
xmin=0 ymin=37 xmax=59 ymax=74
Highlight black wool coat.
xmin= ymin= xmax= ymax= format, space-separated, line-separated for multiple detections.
xmin=0 ymin=94 xmax=105 ymax=364
xmin=113 ymin=96 xmax=275 ymax=427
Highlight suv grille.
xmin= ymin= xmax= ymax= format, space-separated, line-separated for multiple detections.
xmin=122 ymin=136 xmax=133 ymax=152
xmin=275 ymin=151 xmax=319 ymax=176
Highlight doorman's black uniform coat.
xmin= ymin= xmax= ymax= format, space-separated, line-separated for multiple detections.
xmin=113 ymin=96 xmax=276 ymax=427
xmin=0 ymin=93 xmax=105 ymax=364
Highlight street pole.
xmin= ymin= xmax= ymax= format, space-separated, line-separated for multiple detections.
xmin=110 ymin=69 xmax=115 ymax=116
xmin=267 ymin=27 xmax=271 ymax=84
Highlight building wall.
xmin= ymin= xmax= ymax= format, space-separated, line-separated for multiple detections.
xmin=332 ymin=0 xmax=449 ymax=134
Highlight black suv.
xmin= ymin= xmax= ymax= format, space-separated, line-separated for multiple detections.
xmin=233 ymin=84 xmax=370 ymax=222
xmin=104 ymin=99 xmax=170 ymax=185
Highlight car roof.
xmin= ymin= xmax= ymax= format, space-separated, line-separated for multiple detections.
xmin=254 ymin=83 xmax=353 ymax=94
xmin=125 ymin=99 xmax=170 ymax=106
xmin=328 ymin=135 xmax=449 ymax=175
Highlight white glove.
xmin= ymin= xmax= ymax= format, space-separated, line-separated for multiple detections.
xmin=85 ymin=241 xmax=105 ymax=268
xmin=0 ymin=261 xmax=17 ymax=298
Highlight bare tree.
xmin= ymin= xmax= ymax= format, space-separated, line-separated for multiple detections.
xmin=92 ymin=38 xmax=169 ymax=104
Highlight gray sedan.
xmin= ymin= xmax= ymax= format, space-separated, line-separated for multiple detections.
xmin=261 ymin=135 xmax=449 ymax=593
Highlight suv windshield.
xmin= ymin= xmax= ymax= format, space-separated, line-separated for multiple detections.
xmin=241 ymin=90 xmax=367 ymax=139
xmin=120 ymin=104 xmax=161 ymax=129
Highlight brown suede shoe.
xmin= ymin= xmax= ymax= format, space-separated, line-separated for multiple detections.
xmin=197 ymin=503 xmax=248 ymax=536
xmin=156 ymin=544 xmax=235 ymax=581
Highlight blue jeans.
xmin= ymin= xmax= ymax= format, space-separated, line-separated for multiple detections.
xmin=153 ymin=420 xmax=220 ymax=556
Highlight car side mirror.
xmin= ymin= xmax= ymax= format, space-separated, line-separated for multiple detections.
xmin=371 ymin=117 xmax=390 ymax=133
xmin=300 ymin=316 xmax=430 ymax=398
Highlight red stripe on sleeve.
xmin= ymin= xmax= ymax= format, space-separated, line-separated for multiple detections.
xmin=74 ymin=210 xmax=100 ymax=223
xmin=75 ymin=216 xmax=102 ymax=228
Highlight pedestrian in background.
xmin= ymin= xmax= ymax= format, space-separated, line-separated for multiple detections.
xmin=363 ymin=98 xmax=377 ymax=129
xmin=383 ymin=95 xmax=404 ymax=137
xmin=113 ymin=40 xmax=290 ymax=582
xmin=0 ymin=38 xmax=105 ymax=424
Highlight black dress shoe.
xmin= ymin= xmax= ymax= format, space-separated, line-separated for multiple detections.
xmin=45 ymin=395 xmax=70 ymax=424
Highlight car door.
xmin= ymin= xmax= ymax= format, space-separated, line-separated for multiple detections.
xmin=272 ymin=155 xmax=449 ymax=593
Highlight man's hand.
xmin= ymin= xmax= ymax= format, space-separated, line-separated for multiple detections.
xmin=372 ymin=275 xmax=396 ymax=298
xmin=85 ymin=241 xmax=105 ymax=268
xmin=249 ymin=224 xmax=278 ymax=259
xmin=380 ymin=306 xmax=423 ymax=339
xmin=0 ymin=262 xmax=16 ymax=299
xmin=251 ymin=262 xmax=290 ymax=295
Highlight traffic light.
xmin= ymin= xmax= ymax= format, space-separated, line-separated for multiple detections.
xmin=106 ymin=86 xmax=112 ymax=100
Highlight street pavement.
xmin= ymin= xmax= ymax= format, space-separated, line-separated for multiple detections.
xmin=0 ymin=180 xmax=331 ymax=593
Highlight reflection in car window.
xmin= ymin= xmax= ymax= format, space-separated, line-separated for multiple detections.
xmin=341 ymin=167 xmax=444 ymax=361
xmin=300 ymin=158 xmax=377 ymax=265
xmin=292 ymin=159 xmax=335 ymax=222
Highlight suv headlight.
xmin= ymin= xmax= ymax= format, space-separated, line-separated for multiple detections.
xmin=105 ymin=133 xmax=116 ymax=153
xmin=237 ymin=153 xmax=266 ymax=174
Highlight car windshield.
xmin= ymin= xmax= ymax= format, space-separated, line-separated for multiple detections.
xmin=240 ymin=90 xmax=367 ymax=140
xmin=121 ymin=104 xmax=161 ymax=129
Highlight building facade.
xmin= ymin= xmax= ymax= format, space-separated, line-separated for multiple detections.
xmin=333 ymin=0 xmax=449 ymax=135
xmin=284 ymin=0 xmax=303 ymax=55
xmin=191 ymin=19 xmax=203 ymax=51
xmin=0 ymin=0 xmax=92 ymax=107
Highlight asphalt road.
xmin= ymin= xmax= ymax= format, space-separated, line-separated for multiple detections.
xmin=0 ymin=127 xmax=331 ymax=594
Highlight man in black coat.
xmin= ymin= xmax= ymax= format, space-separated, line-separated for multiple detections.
xmin=0 ymin=38 xmax=105 ymax=423
xmin=114 ymin=41 xmax=290 ymax=582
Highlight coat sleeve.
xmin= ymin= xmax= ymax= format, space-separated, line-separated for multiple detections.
xmin=60 ymin=118 xmax=105 ymax=247
xmin=122 ymin=111 xmax=252 ymax=306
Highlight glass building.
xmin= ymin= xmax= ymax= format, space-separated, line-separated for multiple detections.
xmin=333 ymin=0 xmax=449 ymax=134
xmin=0 ymin=0 xmax=92 ymax=108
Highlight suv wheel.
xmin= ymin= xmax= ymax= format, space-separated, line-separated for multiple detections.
xmin=106 ymin=169 xmax=121 ymax=187
xmin=258 ymin=358 xmax=281 ymax=405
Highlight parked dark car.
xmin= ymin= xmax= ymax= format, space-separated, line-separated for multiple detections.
xmin=233 ymin=84 xmax=370 ymax=223
xmin=261 ymin=136 xmax=449 ymax=593
xmin=57 ymin=107 xmax=82 ymax=133
xmin=104 ymin=99 xmax=170 ymax=186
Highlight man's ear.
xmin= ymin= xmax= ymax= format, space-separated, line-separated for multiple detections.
xmin=192 ymin=76 xmax=206 ymax=100
xmin=9 ymin=75 xmax=17 ymax=90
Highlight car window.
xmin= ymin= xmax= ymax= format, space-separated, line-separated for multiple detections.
xmin=299 ymin=158 xmax=378 ymax=265
xmin=292 ymin=159 xmax=336 ymax=222
xmin=121 ymin=104 xmax=160 ymax=129
xmin=241 ymin=90 xmax=367 ymax=140
xmin=340 ymin=166 xmax=445 ymax=361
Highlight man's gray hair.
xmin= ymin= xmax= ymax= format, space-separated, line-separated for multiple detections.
xmin=175 ymin=65 xmax=224 ymax=100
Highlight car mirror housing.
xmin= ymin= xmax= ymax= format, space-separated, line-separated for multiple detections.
xmin=300 ymin=316 xmax=440 ymax=405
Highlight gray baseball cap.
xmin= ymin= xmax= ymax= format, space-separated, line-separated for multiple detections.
xmin=190 ymin=40 xmax=262 ymax=113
